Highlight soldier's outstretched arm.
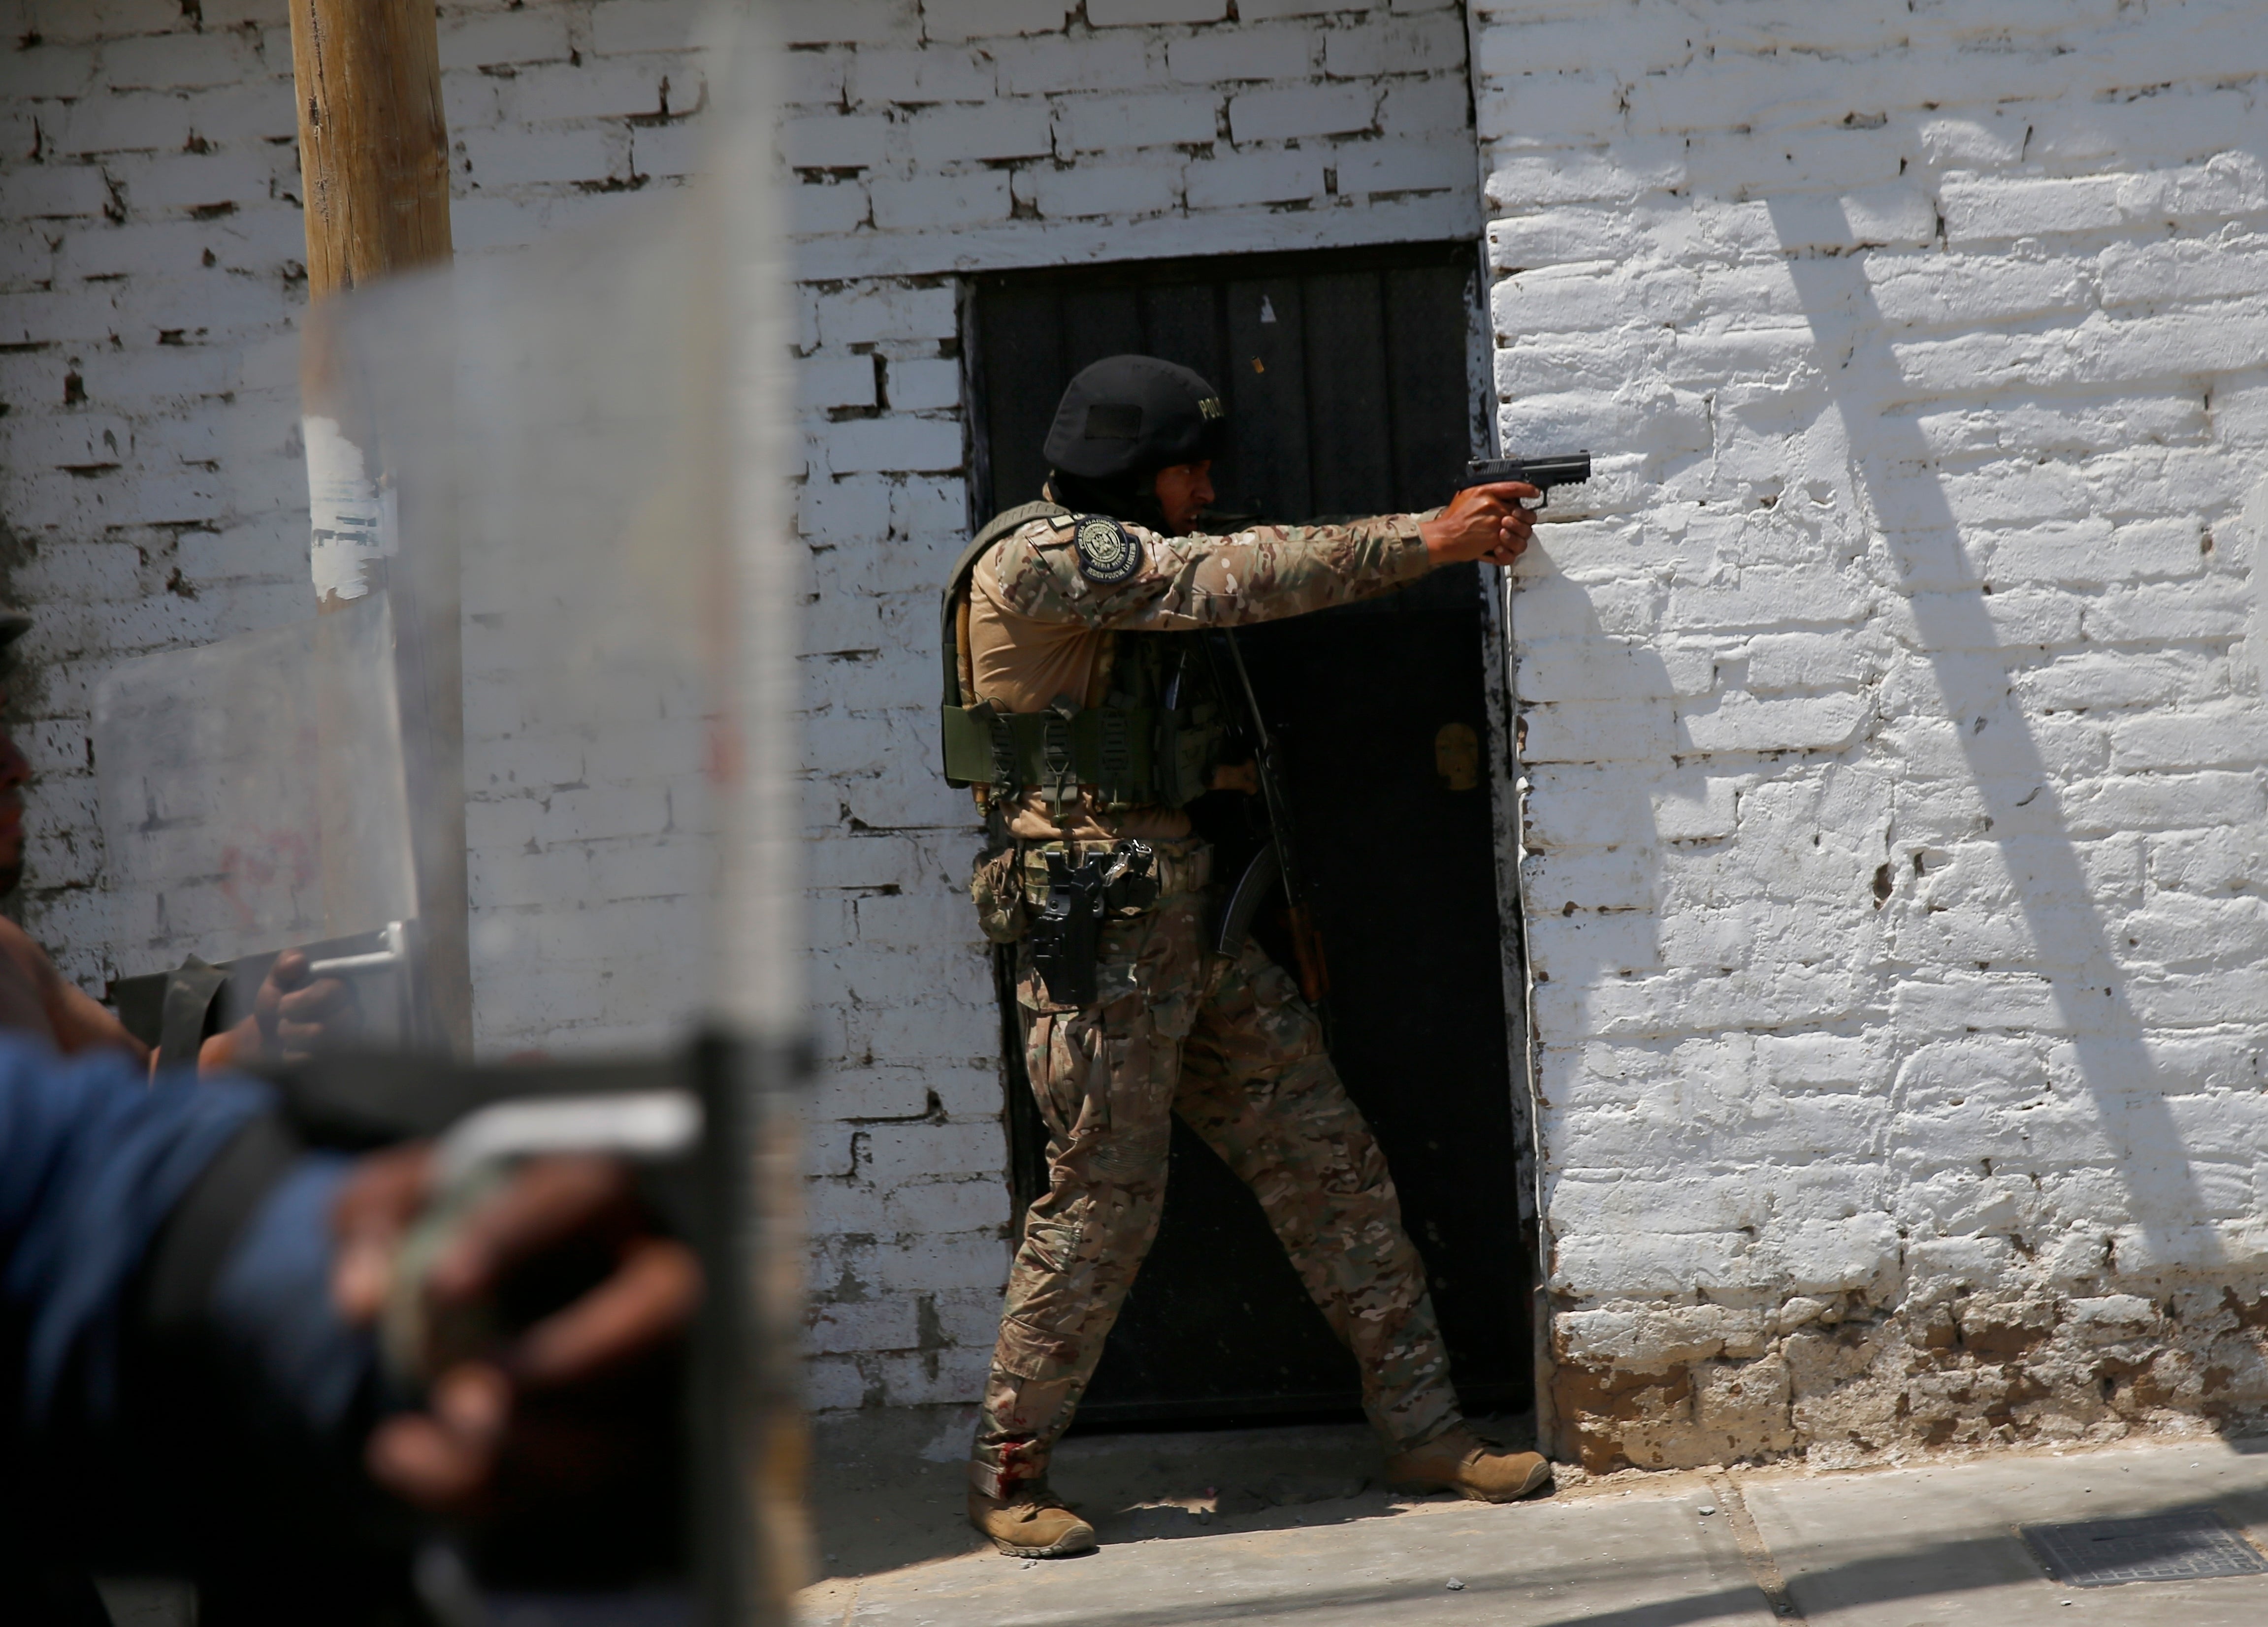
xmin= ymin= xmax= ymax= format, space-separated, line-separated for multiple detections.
xmin=990 ymin=482 xmax=1539 ymax=631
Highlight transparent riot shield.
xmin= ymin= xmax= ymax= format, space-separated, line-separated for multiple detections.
xmin=102 ymin=197 xmax=736 ymax=1072
xmin=89 ymin=6 xmax=802 ymax=1622
xmin=95 ymin=595 xmax=432 ymax=1060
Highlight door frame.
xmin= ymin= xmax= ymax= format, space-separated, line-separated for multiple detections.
xmin=1466 ymin=264 xmax=1556 ymax=1455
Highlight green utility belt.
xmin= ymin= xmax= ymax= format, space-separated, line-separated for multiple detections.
xmin=940 ymin=703 xmax=1161 ymax=802
xmin=1019 ymin=839 xmax=1211 ymax=907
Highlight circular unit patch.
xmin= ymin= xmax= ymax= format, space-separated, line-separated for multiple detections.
xmin=1073 ymin=515 xmax=1142 ymax=584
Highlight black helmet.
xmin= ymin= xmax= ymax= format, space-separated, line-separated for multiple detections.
xmin=1043 ymin=355 xmax=1227 ymax=481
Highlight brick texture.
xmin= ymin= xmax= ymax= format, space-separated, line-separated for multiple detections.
xmin=42 ymin=0 xmax=2265 ymax=1468
xmin=1481 ymin=0 xmax=2268 ymax=1469
xmin=0 ymin=0 xmax=1485 ymax=1428
xmin=784 ymin=0 xmax=1482 ymax=279
xmin=0 ymin=0 xmax=718 ymax=1012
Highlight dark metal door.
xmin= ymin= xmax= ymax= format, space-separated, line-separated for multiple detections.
xmin=970 ymin=243 xmax=1531 ymax=1426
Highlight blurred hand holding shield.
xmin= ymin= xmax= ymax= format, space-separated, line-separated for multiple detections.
xmin=81 ymin=5 xmax=807 ymax=1619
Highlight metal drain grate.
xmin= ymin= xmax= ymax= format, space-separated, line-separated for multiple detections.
xmin=2020 ymin=1510 xmax=2268 ymax=1588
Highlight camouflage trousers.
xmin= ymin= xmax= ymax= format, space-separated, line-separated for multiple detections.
xmin=972 ymin=877 xmax=1461 ymax=1499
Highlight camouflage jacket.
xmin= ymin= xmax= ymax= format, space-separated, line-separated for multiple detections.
xmin=967 ymin=510 xmax=1435 ymax=716
xmin=965 ymin=509 xmax=1437 ymax=838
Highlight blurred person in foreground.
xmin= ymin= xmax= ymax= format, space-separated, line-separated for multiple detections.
xmin=0 ymin=1032 xmax=700 ymax=1624
xmin=0 ymin=603 xmax=696 ymax=1623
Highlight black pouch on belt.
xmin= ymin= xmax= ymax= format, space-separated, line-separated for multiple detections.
xmin=1029 ymin=840 xmax=1158 ymax=1007
xmin=1030 ymin=849 xmax=1108 ymax=1007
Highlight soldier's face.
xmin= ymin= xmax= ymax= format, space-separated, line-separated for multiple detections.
xmin=1152 ymin=461 xmax=1215 ymax=535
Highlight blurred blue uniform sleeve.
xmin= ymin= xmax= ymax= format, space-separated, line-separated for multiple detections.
xmin=0 ymin=1033 xmax=270 ymax=1428
xmin=209 ymin=1150 xmax=372 ymax=1436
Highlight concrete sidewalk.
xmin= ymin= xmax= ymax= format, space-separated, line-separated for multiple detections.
xmin=798 ymin=1419 xmax=2268 ymax=1626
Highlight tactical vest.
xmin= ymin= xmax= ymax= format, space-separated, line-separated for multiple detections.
xmin=939 ymin=502 xmax=1234 ymax=812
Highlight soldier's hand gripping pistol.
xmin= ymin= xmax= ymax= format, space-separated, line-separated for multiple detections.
xmin=1459 ymin=452 xmax=1592 ymax=508
xmin=1029 ymin=840 xmax=1160 ymax=1007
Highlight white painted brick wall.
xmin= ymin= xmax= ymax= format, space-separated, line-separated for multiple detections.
xmin=30 ymin=0 xmax=2263 ymax=1477
xmin=1481 ymin=0 xmax=2268 ymax=1467
xmin=5 ymin=0 xmax=310 ymax=986
xmin=778 ymin=0 xmax=1480 ymax=279
xmin=0 ymin=0 xmax=717 ymax=1042
xmin=3 ymin=0 xmax=1486 ymax=1423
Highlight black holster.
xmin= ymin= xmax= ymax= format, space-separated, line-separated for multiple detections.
xmin=1027 ymin=840 xmax=1159 ymax=1008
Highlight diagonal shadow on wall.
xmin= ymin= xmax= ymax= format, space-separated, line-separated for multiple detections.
xmin=1766 ymin=195 xmax=2217 ymax=1272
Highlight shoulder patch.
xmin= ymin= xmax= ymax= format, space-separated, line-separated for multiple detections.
xmin=1072 ymin=515 xmax=1142 ymax=584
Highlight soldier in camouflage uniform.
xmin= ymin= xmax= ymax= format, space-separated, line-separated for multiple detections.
xmin=944 ymin=356 xmax=1550 ymax=1558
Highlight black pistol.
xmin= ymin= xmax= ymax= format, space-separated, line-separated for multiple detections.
xmin=1460 ymin=453 xmax=1592 ymax=507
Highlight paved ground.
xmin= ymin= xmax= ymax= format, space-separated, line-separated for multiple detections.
xmin=799 ymin=1415 xmax=2268 ymax=1627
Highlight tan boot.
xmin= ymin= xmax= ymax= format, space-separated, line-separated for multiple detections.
xmin=1384 ymin=1426 xmax=1554 ymax=1503
xmin=968 ymin=1485 xmax=1098 ymax=1558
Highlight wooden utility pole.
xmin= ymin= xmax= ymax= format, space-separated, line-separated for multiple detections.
xmin=289 ymin=0 xmax=453 ymax=606
xmin=288 ymin=0 xmax=472 ymax=1056
xmin=289 ymin=0 xmax=453 ymax=295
